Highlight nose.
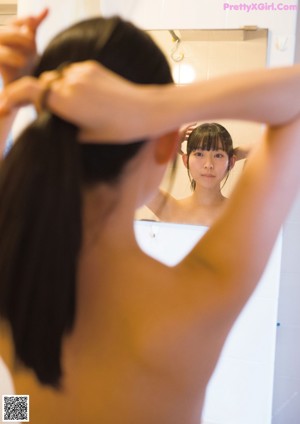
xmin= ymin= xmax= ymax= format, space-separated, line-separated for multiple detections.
xmin=204 ymin=155 xmax=214 ymax=169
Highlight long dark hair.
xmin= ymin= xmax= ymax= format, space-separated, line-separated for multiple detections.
xmin=0 ymin=17 xmax=173 ymax=388
xmin=186 ymin=122 xmax=234 ymax=191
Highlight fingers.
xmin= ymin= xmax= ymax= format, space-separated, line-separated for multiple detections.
xmin=0 ymin=63 xmax=69 ymax=116
xmin=0 ymin=27 xmax=35 ymax=50
xmin=0 ymin=9 xmax=48 ymax=85
xmin=0 ymin=8 xmax=48 ymax=52
xmin=59 ymin=60 xmax=122 ymax=84
xmin=0 ymin=66 xmax=65 ymax=116
xmin=0 ymin=30 xmax=36 ymax=84
xmin=179 ymin=122 xmax=197 ymax=142
xmin=0 ymin=44 xmax=31 ymax=68
xmin=11 ymin=8 xmax=49 ymax=33
xmin=0 ymin=77 xmax=44 ymax=115
xmin=28 ymin=8 xmax=49 ymax=32
xmin=36 ymin=69 xmax=66 ymax=112
xmin=177 ymin=122 xmax=197 ymax=154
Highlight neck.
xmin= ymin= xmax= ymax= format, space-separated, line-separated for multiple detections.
xmin=191 ymin=185 xmax=226 ymax=207
xmin=81 ymin=183 xmax=138 ymax=252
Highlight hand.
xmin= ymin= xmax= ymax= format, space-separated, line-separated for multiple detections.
xmin=233 ymin=144 xmax=252 ymax=161
xmin=178 ymin=122 xmax=198 ymax=154
xmin=0 ymin=8 xmax=48 ymax=86
xmin=0 ymin=61 xmax=149 ymax=143
xmin=0 ymin=61 xmax=148 ymax=142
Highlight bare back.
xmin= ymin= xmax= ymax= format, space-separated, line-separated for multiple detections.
xmin=1 ymin=235 xmax=238 ymax=424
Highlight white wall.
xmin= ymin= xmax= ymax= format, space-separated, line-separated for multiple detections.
xmin=272 ymin=7 xmax=300 ymax=424
xmin=101 ymin=0 xmax=298 ymax=66
xmin=18 ymin=0 xmax=101 ymax=49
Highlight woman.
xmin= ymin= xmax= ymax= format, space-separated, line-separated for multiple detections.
xmin=0 ymin=10 xmax=300 ymax=424
xmin=143 ymin=122 xmax=238 ymax=226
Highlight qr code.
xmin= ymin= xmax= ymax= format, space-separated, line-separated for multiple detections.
xmin=2 ymin=395 xmax=29 ymax=422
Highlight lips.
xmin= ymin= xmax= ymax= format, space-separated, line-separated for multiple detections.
xmin=201 ymin=174 xmax=215 ymax=178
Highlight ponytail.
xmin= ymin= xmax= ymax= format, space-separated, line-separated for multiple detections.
xmin=0 ymin=113 xmax=82 ymax=387
xmin=0 ymin=14 xmax=174 ymax=389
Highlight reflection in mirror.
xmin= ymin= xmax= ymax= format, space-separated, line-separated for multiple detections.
xmin=135 ymin=28 xmax=268 ymax=226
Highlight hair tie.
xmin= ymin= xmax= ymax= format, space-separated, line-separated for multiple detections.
xmin=38 ymin=62 xmax=70 ymax=112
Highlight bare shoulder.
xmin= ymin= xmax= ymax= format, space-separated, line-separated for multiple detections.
xmin=146 ymin=189 xmax=178 ymax=221
xmin=131 ymin=249 xmax=236 ymax=332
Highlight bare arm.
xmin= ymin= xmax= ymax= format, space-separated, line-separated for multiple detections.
xmin=146 ymin=188 xmax=177 ymax=219
xmin=137 ymin=63 xmax=300 ymax=319
xmin=0 ymin=9 xmax=48 ymax=155
xmin=1 ymin=59 xmax=300 ymax=325
xmin=0 ymin=62 xmax=299 ymax=142
xmin=73 ymin=62 xmax=300 ymax=297
xmin=153 ymin=65 xmax=300 ymax=132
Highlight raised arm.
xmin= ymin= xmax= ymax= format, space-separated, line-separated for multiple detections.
xmin=0 ymin=62 xmax=299 ymax=143
xmin=1 ymin=58 xmax=300 ymax=326
xmin=45 ymin=61 xmax=299 ymax=312
xmin=50 ymin=61 xmax=298 ymax=322
xmin=0 ymin=9 xmax=48 ymax=155
xmin=175 ymin=65 xmax=300 ymax=318
xmin=156 ymin=65 xmax=300 ymax=130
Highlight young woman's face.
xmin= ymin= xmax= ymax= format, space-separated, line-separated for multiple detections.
xmin=185 ymin=148 xmax=230 ymax=189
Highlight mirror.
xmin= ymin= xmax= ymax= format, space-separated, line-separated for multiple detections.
xmin=133 ymin=29 xmax=277 ymax=424
xmin=135 ymin=28 xmax=268 ymax=224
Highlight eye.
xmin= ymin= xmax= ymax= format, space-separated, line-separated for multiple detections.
xmin=193 ymin=151 xmax=204 ymax=157
xmin=214 ymin=152 xmax=225 ymax=159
